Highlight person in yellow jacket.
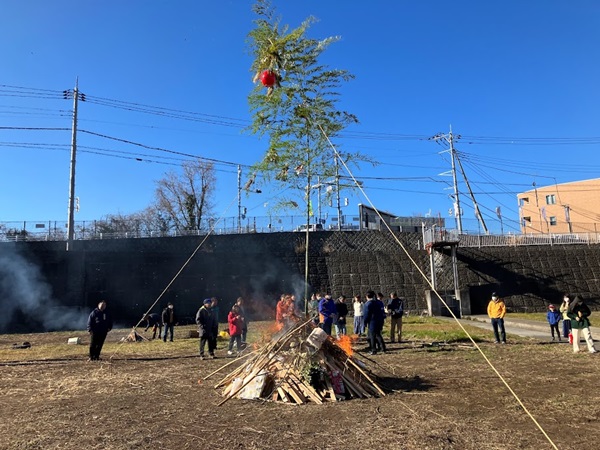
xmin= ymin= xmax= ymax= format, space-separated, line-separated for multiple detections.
xmin=559 ymin=294 xmax=572 ymax=339
xmin=487 ymin=292 xmax=507 ymax=344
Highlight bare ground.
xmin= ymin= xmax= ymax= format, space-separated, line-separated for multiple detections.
xmin=0 ymin=323 xmax=598 ymax=450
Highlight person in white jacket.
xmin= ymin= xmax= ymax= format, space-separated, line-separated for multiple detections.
xmin=353 ymin=295 xmax=364 ymax=336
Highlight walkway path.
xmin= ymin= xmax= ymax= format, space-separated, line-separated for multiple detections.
xmin=450 ymin=314 xmax=600 ymax=342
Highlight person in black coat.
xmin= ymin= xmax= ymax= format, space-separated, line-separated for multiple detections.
xmin=335 ymin=295 xmax=349 ymax=338
xmin=162 ymin=302 xmax=177 ymax=342
xmin=364 ymin=291 xmax=386 ymax=355
xmin=196 ymin=299 xmax=217 ymax=359
xmin=386 ymin=292 xmax=405 ymax=343
xmin=87 ymin=300 xmax=113 ymax=361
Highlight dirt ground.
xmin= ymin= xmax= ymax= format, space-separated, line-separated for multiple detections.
xmin=1 ymin=322 xmax=598 ymax=450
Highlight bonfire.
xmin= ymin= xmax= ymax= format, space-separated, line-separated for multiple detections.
xmin=121 ymin=329 xmax=148 ymax=342
xmin=213 ymin=319 xmax=386 ymax=405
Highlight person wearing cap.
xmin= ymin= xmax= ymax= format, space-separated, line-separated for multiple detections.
xmin=196 ymin=298 xmax=217 ymax=359
xmin=559 ymin=294 xmax=572 ymax=339
xmin=546 ymin=304 xmax=562 ymax=342
xmin=161 ymin=302 xmax=177 ymax=342
xmin=487 ymin=292 xmax=506 ymax=344
xmin=567 ymin=296 xmax=598 ymax=354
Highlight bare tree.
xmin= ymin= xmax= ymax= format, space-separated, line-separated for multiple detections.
xmin=154 ymin=159 xmax=216 ymax=232
xmin=94 ymin=213 xmax=139 ymax=235
xmin=134 ymin=206 xmax=173 ymax=237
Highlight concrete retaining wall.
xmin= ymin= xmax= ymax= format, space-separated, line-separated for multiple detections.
xmin=1 ymin=232 xmax=599 ymax=332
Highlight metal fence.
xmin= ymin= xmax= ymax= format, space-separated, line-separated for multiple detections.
xmin=423 ymin=227 xmax=600 ymax=248
xmin=3 ymin=217 xmax=600 ymax=247
xmin=0 ymin=215 xmax=363 ymax=242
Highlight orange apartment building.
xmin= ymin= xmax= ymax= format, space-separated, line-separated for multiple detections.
xmin=517 ymin=178 xmax=600 ymax=234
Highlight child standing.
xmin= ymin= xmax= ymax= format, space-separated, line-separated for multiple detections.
xmin=547 ymin=304 xmax=562 ymax=342
xmin=559 ymin=294 xmax=572 ymax=339
xmin=227 ymin=305 xmax=244 ymax=356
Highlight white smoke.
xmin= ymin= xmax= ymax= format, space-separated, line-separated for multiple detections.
xmin=0 ymin=247 xmax=88 ymax=333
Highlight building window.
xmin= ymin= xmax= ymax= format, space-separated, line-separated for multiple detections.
xmin=519 ymin=197 xmax=529 ymax=207
xmin=522 ymin=216 xmax=531 ymax=227
xmin=549 ymin=216 xmax=557 ymax=226
xmin=546 ymin=194 xmax=556 ymax=205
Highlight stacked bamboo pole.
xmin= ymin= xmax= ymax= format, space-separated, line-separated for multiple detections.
xmin=212 ymin=320 xmax=385 ymax=405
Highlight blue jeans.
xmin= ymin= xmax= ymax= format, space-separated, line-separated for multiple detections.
xmin=491 ymin=318 xmax=506 ymax=343
xmin=562 ymin=319 xmax=571 ymax=338
xmin=228 ymin=334 xmax=242 ymax=352
xmin=163 ymin=323 xmax=174 ymax=342
xmin=353 ymin=316 xmax=364 ymax=335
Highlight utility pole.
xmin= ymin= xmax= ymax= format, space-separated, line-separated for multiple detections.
xmin=455 ymin=151 xmax=488 ymax=234
xmin=66 ymin=79 xmax=80 ymax=251
xmin=565 ymin=205 xmax=572 ymax=233
xmin=335 ymin=154 xmax=342 ymax=230
xmin=448 ymin=128 xmax=463 ymax=233
xmin=237 ymin=165 xmax=242 ymax=233
xmin=317 ymin=176 xmax=322 ymax=225
xmin=431 ymin=127 xmax=462 ymax=233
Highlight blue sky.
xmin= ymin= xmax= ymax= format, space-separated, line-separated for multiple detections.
xmin=1 ymin=1 xmax=599 ymax=234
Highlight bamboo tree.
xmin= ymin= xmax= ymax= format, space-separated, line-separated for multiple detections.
xmin=247 ymin=0 xmax=365 ymax=312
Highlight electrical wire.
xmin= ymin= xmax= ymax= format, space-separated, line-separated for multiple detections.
xmin=318 ymin=122 xmax=559 ymax=449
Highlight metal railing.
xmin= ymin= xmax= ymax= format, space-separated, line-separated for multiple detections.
xmin=0 ymin=215 xmax=364 ymax=242
xmin=424 ymin=227 xmax=600 ymax=248
xmin=4 ymin=217 xmax=600 ymax=247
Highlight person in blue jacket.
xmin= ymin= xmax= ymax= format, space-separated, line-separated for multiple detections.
xmin=546 ymin=304 xmax=562 ymax=342
xmin=364 ymin=290 xmax=386 ymax=355
xmin=87 ymin=300 xmax=113 ymax=361
xmin=318 ymin=293 xmax=336 ymax=335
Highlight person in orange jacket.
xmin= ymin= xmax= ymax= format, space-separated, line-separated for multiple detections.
xmin=487 ymin=292 xmax=506 ymax=344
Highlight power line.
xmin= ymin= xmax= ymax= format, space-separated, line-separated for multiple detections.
xmin=78 ymin=129 xmax=252 ymax=169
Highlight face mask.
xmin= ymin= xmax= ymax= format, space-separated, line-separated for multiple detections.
xmin=168 ymin=306 xmax=173 ymax=309
xmin=492 ymin=297 xmax=497 ymax=301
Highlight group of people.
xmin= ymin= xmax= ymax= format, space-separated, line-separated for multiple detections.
xmin=488 ymin=292 xmax=597 ymax=353
xmin=553 ymin=294 xmax=597 ymax=353
xmin=312 ymin=290 xmax=405 ymax=356
xmin=88 ymin=290 xmax=598 ymax=362
xmin=195 ymin=296 xmax=248 ymax=359
xmin=276 ymin=294 xmax=302 ymax=329
xmin=141 ymin=301 xmax=180 ymax=342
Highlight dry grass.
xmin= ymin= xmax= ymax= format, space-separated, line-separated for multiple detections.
xmin=1 ymin=319 xmax=599 ymax=449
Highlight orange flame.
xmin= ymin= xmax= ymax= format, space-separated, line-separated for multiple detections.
xmin=336 ymin=335 xmax=354 ymax=356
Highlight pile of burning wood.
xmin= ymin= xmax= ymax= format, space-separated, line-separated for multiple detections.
xmin=121 ymin=329 xmax=147 ymax=342
xmin=214 ymin=319 xmax=386 ymax=405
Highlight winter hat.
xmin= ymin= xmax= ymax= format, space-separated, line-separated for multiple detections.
xmin=203 ymin=298 xmax=212 ymax=305
xmin=548 ymin=304 xmax=555 ymax=309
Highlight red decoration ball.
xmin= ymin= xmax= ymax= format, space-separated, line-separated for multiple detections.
xmin=260 ymin=70 xmax=277 ymax=87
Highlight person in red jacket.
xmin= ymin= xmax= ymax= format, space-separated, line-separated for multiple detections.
xmin=227 ymin=305 xmax=245 ymax=356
